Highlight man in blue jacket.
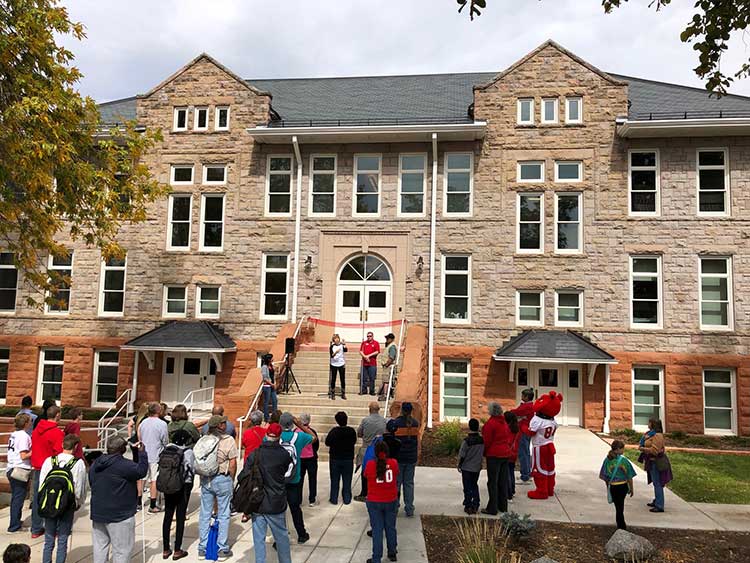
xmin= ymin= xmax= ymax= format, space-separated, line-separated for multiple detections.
xmin=89 ymin=435 xmax=149 ymax=563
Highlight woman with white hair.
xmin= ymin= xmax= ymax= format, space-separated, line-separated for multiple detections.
xmin=481 ymin=401 xmax=512 ymax=515
xmin=298 ymin=413 xmax=320 ymax=506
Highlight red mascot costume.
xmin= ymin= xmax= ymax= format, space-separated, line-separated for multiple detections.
xmin=525 ymin=391 xmax=563 ymax=500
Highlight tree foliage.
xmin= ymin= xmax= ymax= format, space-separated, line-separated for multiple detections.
xmin=0 ymin=0 xmax=165 ymax=306
xmin=459 ymin=0 xmax=750 ymax=96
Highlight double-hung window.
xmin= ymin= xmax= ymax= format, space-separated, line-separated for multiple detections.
xmin=163 ymin=286 xmax=187 ymax=318
xmin=700 ymin=257 xmax=732 ymax=330
xmin=630 ymin=256 xmax=662 ymax=328
xmin=99 ymin=256 xmax=126 ymax=316
xmin=555 ymin=193 xmax=582 ymax=253
xmin=444 ymin=153 xmax=473 ymax=216
xmin=697 ymin=149 xmax=729 ymax=215
xmin=555 ymin=290 xmax=582 ymax=327
xmin=215 ymin=106 xmax=230 ymax=131
xmin=703 ymin=368 xmax=736 ymax=435
xmin=261 ymin=254 xmax=289 ymax=319
xmin=554 ymin=161 xmax=582 ymax=183
xmin=309 ymin=155 xmax=336 ymax=216
xmin=353 ymin=155 xmax=381 ymax=216
xmin=629 ymin=150 xmax=659 ymax=215
xmin=203 ymin=164 xmax=227 ymax=185
xmin=167 ymin=194 xmax=192 ymax=250
xmin=517 ymin=193 xmax=543 ymax=253
xmin=200 ymin=194 xmax=225 ymax=251
xmin=171 ymin=165 xmax=194 ymax=185
xmin=173 ymin=107 xmax=188 ymax=131
xmin=517 ymin=98 xmax=534 ymax=125
xmin=441 ymin=360 xmax=470 ymax=421
xmin=46 ymin=252 xmax=73 ymax=314
xmin=266 ymin=156 xmax=293 ymax=216
xmin=93 ymin=350 xmax=119 ymax=407
xmin=441 ymin=255 xmax=471 ymax=323
xmin=38 ymin=348 xmax=64 ymax=403
xmin=632 ymin=366 xmax=664 ymax=431
xmin=517 ymin=161 xmax=544 ymax=183
xmin=194 ymin=106 xmax=208 ymax=131
xmin=542 ymin=98 xmax=558 ymax=124
xmin=565 ymin=97 xmax=582 ymax=124
xmin=0 ymin=348 xmax=8 ymax=403
xmin=197 ymin=286 xmax=221 ymax=318
xmin=0 ymin=253 xmax=18 ymax=313
xmin=398 ymin=154 xmax=426 ymax=216
xmin=517 ymin=290 xmax=544 ymax=326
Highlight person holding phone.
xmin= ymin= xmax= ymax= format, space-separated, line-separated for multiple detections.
xmin=329 ymin=334 xmax=348 ymax=400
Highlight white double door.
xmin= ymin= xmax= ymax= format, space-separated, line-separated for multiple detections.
xmin=335 ymin=282 xmax=392 ymax=344
xmin=161 ymin=353 xmax=216 ymax=405
xmin=514 ymin=362 xmax=582 ymax=426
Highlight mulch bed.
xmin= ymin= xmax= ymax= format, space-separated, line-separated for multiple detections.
xmin=419 ymin=429 xmax=459 ymax=468
xmin=422 ymin=516 xmax=750 ymax=563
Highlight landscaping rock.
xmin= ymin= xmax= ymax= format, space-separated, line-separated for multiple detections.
xmin=530 ymin=557 xmax=560 ymax=563
xmin=605 ymin=529 xmax=657 ymax=561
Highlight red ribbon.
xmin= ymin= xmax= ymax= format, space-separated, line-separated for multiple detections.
xmin=308 ymin=317 xmax=404 ymax=329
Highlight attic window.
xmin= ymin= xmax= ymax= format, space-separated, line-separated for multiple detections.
xmin=194 ymin=107 xmax=208 ymax=131
xmin=215 ymin=106 xmax=229 ymax=131
xmin=566 ymin=97 xmax=582 ymax=124
xmin=173 ymin=107 xmax=188 ymax=131
xmin=517 ymin=98 xmax=534 ymax=125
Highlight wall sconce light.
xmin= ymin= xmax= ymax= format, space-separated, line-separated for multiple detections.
xmin=304 ymin=255 xmax=312 ymax=274
xmin=415 ymin=256 xmax=424 ymax=276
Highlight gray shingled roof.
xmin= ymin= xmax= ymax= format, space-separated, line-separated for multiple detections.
xmin=123 ymin=321 xmax=236 ymax=350
xmin=96 ymin=71 xmax=750 ymax=125
xmin=493 ymin=330 xmax=616 ymax=363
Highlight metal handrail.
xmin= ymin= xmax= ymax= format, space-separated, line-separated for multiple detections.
xmin=0 ymin=431 xmax=10 ymax=470
xmin=97 ymin=388 xmax=133 ymax=450
xmin=183 ymin=386 xmax=215 ymax=417
xmin=384 ymin=319 xmax=407 ymax=416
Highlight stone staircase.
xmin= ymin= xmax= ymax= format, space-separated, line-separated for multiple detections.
xmin=276 ymin=346 xmax=387 ymax=460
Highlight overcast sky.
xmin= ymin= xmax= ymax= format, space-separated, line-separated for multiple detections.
xmin=61 ymin=0 xmax=750 ymax=103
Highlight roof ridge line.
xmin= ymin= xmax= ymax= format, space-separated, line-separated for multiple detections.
xmin=245 ymin=70 xmax=498 ymax=83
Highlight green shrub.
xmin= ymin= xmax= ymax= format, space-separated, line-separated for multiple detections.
xmin=498 ymin=512 xmax=536 ymax=540
xmin=455 ymin=517 xmax=521 ymax=563
xmin=721 ymin=435 xmax=750 ymax=449
xmin=667 ymin=430 xmax=687 ymax=440
xmin=611 ymin=428 xmax=641 ymax=442
xmin=682 ymin=435 xmax=715 ymax=448
xmin=434 ymin=419 xmax=464 ymax=456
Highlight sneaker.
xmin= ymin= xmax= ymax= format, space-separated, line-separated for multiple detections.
xmin=298 ymin=533 xmax=310 ymax=544
xmin=217 ymin=549 xmax=233 ymax=561
xmin=198 ymin=550 xmax=206 ymax=560
xmin=518 ymin=480 xmax=531 ymax=486
xmin=480 ymin=509 xmax=497 ymax=516
xmin=309 ymin=499 xmax=319 ymax=507
xmin=353 ymin=494 xmax=367 ymax=502
xmin=148 ymin=506 xmax=162 ymax=514
xmin=649 ymin=507 xmax=664 ymax=513
xmin=508 ymin=498 xmax=514 ymax=504
xmin=646 ymin=502 xmax=655 ymax=507
xmin=136 ymin=503 xmax=143 ymax=512
xmin=388 ymin=553 xmax=398 ymax=562
xmin=31 ymin=529 xmax=45 ymax=539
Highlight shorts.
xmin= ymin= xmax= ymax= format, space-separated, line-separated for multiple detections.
xmin=146 ymin=462 xmax=159 ymax=482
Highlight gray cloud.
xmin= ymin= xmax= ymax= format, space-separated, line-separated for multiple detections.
xmin=60 ymin=0 xmax=750 ymax=102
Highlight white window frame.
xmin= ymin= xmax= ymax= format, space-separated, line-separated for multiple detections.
xmin=443 ymin=152 xmax=474 ymax=217
xmin=0 ymin=252 xmax=18 ymax=314
xmin=541 ymin=98 xmax=559 ymax=124
xmin=265 ymin=155 xmax=294 ymax=217
xmin=696 ymin=148 xmax=730 ymax=217
xmin=516 ymin=192 xmax=544 ymax=254
xmin=628 ymin=149 xmax=660 ymax=217
xmin=702 ymin=368 xmax=737 ymax=436
xmin=554 ymin=161 xmax=582 ymax=183
xmin=0 ymin=347 xmax=9 ymax=404
xmin=517 ymin=161 xmax=545 ymax=183
xmin=92 ymin=350 xmax=119 ymax=408
xmin=202 ymin=164 xmax=227 ymax=186
xmin=352 ymin=153 xmax=382 ymax=218
xmin=162 ymin=285 xmax=188 ymax=318
xmin=260 ymin=253 xmax=290 ymax=320
xmin=170 ymin=165 xmax=194 ymax=186
xmin=173 ymin=107 xmax=188 ymax=132
xmin=398 ymin=153 xmax=427 ymax=217
xmin=214 ymin=106 xmax=230 ymax=131
xmin=516 ymin=290 xmax=545 ymax=327
xmin=45 ymin=252 xmax=73 ymax=315
xmin=631 ymin=366 xmax=665 ymax=432
xmin=166 ymin=194 xmax=192 ymax=251
xmin=554 ymin=192 xmax=582 ymax=254
xmin=439 ymin=359 xmax=471 ymax=422
xmin=440 ymin=254 xmax=472 ymax=324
xmin=555 ymin=290 xmax=583 ymax=327
xmin=199 ymin=193 xmax=225 ymax=252
xmin=565 ymin=96 xmax=582 ymax=124
xmin=193 ymin=106 xmax=208 ymax=131
xmin=196 ymin=285 xmax=221 ymax=319
xmin=517 ymin=98 xmax=534 ymax=125
xmin=308 ymin=154 xmax=337 ymax=218
xmin=98 ymin=255 xmax=127 ymax=317
xmin=37 ymin=348 xmax=64 ymax=405
xmin=699 ymin=256 xmax=733 ymax=331
xmin=629 ymin=255 xmax=662 ymax=329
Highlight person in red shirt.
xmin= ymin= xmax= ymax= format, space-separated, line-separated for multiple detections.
xmin=504 ymin=411 xmax=521 ymax=502
xmin=63 ymin=407 xmax=84 ymax=460
xmin=241 ymin=410 xmax=267 ymax=461
xmin=30 ymin=404 xmax=64 ymax=538
xmin=511 ymin=388 xmax=535 ymax=483
xmin=364 ymin=440 xmax=399 ymax=563
xmin=481 ymin=402 xmax=512 ymax=516
xmin=359 ymin=332 xmax=380 ymax=396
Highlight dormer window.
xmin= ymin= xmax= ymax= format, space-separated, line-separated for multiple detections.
xmin=173 ymin=107 xmax=188 ymax=131
xmin=215 ymin=106 xmax=230 ymax=131
xmin=194 ymin=107 xmax=208 ymax=131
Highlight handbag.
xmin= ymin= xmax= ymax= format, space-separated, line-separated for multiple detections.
xmin=606 ymin=456 xmax=625 ymax=505
xmin=10 ymin=466 xmax=31 ymax=482
xmin=654 ymin=452 xmax=670 ymax=472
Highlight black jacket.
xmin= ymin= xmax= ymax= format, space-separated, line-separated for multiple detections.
xmin=382 ymin=433 xmax=402 ymax=460
xmin=325 ymin=426 xmax=357 ymax=460
xmin=392 ymin=415 xmax=419 ymax=464
xmin=246 ymin=441 xmax=292 ymax=515
xmin=89 ymin=452 xmax=149 ymax=523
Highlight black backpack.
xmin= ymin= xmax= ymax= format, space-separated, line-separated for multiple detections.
xmin=156 ymin=445 xmax=185 ymax=495
xmin=233 ymin=450 xmax=265 ymax=515
xmin=39 ymin=457 xmax=77 ymax=519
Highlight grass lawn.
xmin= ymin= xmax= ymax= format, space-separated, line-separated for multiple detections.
xmin=624 ymin=449 xmax=750 ymax=504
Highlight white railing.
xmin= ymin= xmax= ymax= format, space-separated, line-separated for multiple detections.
xmin=183 ymin=386 xmax=215 ymax=417
xmin=97 ymin=388 xmax=133 ymax=450
xmin=384 ymin=318 xmax=407 ymax=416
xmin=0 ymin=431 xmax=10 ymax=470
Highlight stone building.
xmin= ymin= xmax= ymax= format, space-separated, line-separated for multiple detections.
xmin=1 ymin=40 xmax=748 ymax=436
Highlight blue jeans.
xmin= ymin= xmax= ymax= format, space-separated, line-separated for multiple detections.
xmin=518 ymin=434 xmax=531 ymax=481
xmin=367 ymin=500 xmax=398 ymax=563
xmin=361 ymin=365 xmax=377 ymax=394
xmin=7 ymin=469 xmax=28 ymax=532
xmin=461 ymin=470 xmax=480 ymax=510
xmin=649 ymin=464 xmax=665 ymax=510
xmin=507 ymin=461 xmax=516 ymax=499
xmin=252 ymin=512 xmax=291 ymax=563
xmin=396 ymin=462 xmax=415 ymax=516
xmin=198 ymin=474 xmax=233 ymax=553
xmin=262 ymin=386 xmax=278 ymax=422
xmin=31 ymin=469 xmax=44 ymax=534
xmin=329 ymin=459 xmax=353 ymax=504
xmin=43 ymin=510 xmax=74 ymax=563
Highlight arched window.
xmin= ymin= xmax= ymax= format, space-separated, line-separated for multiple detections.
xmin=339 ymin=255 xmax=391 ymax=282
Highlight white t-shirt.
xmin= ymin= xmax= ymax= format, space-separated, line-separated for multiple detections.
xmin=330 ymin=343 xmax=347 ymax=367
xmin=7 ymin=430 xmax=32 ymax=469
xmin=529 ymin=415 xmax=558 ymax=447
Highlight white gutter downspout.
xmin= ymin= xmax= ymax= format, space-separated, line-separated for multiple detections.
xmin=603 ymin=364 xmax=611 ymax=433
xmin=291 ymin=135 xmax=303 ymax=322
xmin=130 ymin=351 xmax=140 ymax=414
xmin=427 ymin=133 xmax=438 ymax=429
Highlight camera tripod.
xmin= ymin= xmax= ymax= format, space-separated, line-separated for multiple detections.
xmin=279 ymin=357 xmax=301 ymax=394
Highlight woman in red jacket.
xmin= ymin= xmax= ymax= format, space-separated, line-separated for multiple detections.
xmin=504 ymin=411 xmax=521 ymax=502
xmin=364 ymin=440 xmax=399 ymax=563
xmin=481 ymin=402 xmax=511 ymax=515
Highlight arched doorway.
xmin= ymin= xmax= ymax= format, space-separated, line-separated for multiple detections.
xmin=335 ymin=254 xmax=392 ymax=343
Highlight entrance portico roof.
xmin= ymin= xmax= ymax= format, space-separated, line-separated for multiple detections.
xmin=492 ymin=330 xmax=617 ymax=365
xmin=121 ymin=320 xmax=237 ymax=353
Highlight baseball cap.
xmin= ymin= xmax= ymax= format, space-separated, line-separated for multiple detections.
xmin=266 ymin=423 xmax=282 ymax=437
xmin=385 ymin=333 xmax=395 ymax=340
xmin=208 ymin=414 xmax=228 ymax=428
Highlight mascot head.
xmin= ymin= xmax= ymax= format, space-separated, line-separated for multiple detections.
xmin=533 ymin=391 xmax=563 ymax=418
